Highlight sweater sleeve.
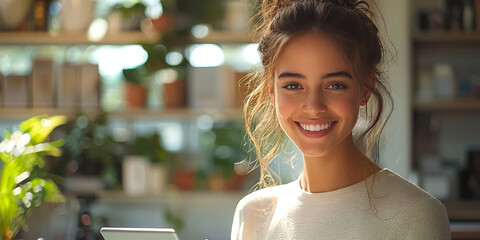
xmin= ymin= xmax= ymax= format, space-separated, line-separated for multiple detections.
xmin=231 ymin=199 xmax=245 ymax=240
xmin=400 ymin=197 xmax=451 ymax=240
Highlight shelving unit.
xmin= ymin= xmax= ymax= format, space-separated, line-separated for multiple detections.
xmin=192 ymin=30 xmax=253 ymax=44
xmin=0 ymin=108 xmax=244 ymax=121
xmin=411 ymin=26 xmax=480 ymax=203
xmin=414 ymin=31 xmax=480 ymax=43
xmin=0 ymin=31 xmax=160 ymax=45
xmin=0 ymin=30 xmax=251 ymax=121
xmin=0 ymin=30 xmax=252 ymax=45
xmin=414 ymin=98 xmax=480 ymax=111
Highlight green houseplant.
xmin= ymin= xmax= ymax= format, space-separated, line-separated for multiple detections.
xmin=0 ymin=115 xmax=66 ymax=240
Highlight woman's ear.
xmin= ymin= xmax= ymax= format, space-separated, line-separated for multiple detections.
xmin=269 ymin=81 xmax=275 ymax=105
xmin=361 ymin=76 xmax=376 ymax=106
xmin=361 ymin=89 xmax=372 ymax=106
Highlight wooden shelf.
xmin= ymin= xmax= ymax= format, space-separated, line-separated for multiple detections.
xmin=90 ymin=189 xmax=245 ymax=204
xmin=0 ymin=108 xmax=243 ymax=121
xmin=192 ymin=30 xmax=253 ymax=44
xmin=0 ymin=31 xmax=160 ymax=45
xmin=414 ymin=31 xmax=480 ymax=43
xmin=414 ymin=98 xmax=480 ymax=111
xmin=0 ymin=30 xmax=252 ymax=45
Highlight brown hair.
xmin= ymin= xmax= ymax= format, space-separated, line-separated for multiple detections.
xmin=243 ymin=0 xmax=393 ymax=188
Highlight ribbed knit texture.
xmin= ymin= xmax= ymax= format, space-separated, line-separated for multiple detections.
xmin=231 ymin=169 xmax=451 ymax=240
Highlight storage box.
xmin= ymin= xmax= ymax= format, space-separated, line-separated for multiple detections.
xmin=31 ymin=59 xmax=55 ymax=108
xmin=79 ymin=63 xmax=100 ymax=109
xmin=187 ymin=66 xmax=236 ymax=109
xmin=1 ymin=74 xmax=29 ymax=108
xmin=57 ymin=62 xmax=80 ymax=108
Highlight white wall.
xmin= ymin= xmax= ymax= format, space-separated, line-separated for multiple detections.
xmin=376 ymin=0 xmax=412 ymax=178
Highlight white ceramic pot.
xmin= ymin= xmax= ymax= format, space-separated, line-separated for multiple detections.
xmin=60 ymin=0 xmax=95 ymax=32
xmin=0 ymin=0 xmax=33 ymax=30
xmin=148 ymin=163 xmax=168 ymax=194
xmin=122 ymin=155 xmax=149 ymax=195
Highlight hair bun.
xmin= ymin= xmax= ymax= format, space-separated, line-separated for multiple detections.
xmin=325 ymin=0 xmax=358 ymax=9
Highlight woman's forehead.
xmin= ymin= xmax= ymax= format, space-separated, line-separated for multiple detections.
xmin=274 ymin=32 xmax=352 ymax=75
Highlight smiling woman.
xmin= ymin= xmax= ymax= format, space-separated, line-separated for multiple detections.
xmin=231 ymin=0 xmax=451 ymax=239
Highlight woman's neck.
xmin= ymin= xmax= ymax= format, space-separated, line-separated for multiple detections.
xmin=299 ymin=135 xmax=381 ymax=193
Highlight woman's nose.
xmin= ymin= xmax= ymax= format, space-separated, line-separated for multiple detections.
xmin=303 ymin=90 xmax=327 ymax=114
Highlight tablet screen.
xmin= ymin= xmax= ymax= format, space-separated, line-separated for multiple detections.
xmin=100 ymin=227 xmax=179 ymax=240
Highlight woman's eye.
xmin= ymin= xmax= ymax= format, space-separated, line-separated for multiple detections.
xmin=327 ymin=83 xmax=347 ymax=90
xmin=282 ymin=83 xmax=302 ymax=90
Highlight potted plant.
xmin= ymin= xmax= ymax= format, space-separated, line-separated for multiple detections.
xmin=123 ymin=66 xmax=149 ymax=108
xmin=200 ymin=122 xmax=247 ymax=191
xmin=125 ymin=133 xmax=170 ymax=194
xmin=58 ymin=113 xmax=123 ymax=190
xmin=0 ymin=115 xmax=66 ymax=240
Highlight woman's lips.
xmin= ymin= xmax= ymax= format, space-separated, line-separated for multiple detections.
xmin=295 ymin=121 xmax=337 ymax=138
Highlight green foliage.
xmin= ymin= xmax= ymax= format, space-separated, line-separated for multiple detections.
xmin=210 ymin=122 xmax=247 ymax=179
xmin=128 ymin=133 xmax=169 ymax=164
xmin=0 ymin=115 xmax=66 ymax=239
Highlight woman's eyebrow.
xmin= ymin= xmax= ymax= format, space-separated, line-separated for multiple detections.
xmin=321 ymin=71 xmax=352 ymax=79
xmin=278 ymin=72 xmax=306 ymax=79
xmin=278 ymin=71 xmax=352 ymax=79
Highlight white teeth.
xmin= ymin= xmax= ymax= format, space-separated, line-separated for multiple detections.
xmin=300 ymin=122 xmax=333 ymax=132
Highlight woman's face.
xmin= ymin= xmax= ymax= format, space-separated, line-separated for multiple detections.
xmin=271 ymin=33 xmax=367 ymax=158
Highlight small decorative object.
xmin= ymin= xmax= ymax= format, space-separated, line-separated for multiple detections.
xmin=59 ymin=0 xmax=95 ymax=32
xmin=416 ymin=69 xmax=434 ymax=102
xmin=0 ymin=0 xmax=33 ymax=30
xmin=433 ymin=63 xmax=456 ymax=99
xmin=148 ymin=163 xmax=168 ymax=194
xmin=0 ymin=115 xmax=66 ymax=240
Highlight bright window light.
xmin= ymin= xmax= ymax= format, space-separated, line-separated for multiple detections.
xmin=145 ymin=1 xmax=163 ymax=19
xmin=120 ymin=45 xmax=148 ymax=69
xmin=191 ymin=24 xmax=210 ymax=39
xmin=165 ymin=51 xmax=183 ymax=66
xmin=188 ymin=44 xmax=224 ymax=67
xmin=93 ymin=45 xmax=147 ymax=76
xmin=161 ymin=123 xmax=183 ymax=152
xmin=88 ymin=18 xmax=108 ymax=42
xmin=243 ymin=44 xmax=260 ymax=65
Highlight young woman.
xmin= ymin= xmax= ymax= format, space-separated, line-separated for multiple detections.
xmin=231 ymin=0 xmax=451 ymax=239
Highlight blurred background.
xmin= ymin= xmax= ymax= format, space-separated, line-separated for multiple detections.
xmin=0 ymin=0 xmax=479 ymax=239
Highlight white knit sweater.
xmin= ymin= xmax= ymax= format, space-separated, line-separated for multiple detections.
xmin=231 ymin=168 xmax=451 ymax=240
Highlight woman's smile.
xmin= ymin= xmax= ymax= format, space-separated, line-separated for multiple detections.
xmin=295 ymin=120 xmax=338 ymax=138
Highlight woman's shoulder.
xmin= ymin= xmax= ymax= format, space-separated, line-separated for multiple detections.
xmin=374 ymin=169 xmax=439 ymax=202
xmin=372 ymin=169 xmax=447 ymax=216
xmin=235 ymin=181 xmax=295 ymax=213
xmin=372 ymin=169 xmax=450 ymax=238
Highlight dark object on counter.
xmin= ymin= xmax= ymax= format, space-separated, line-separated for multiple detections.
xmin=76 ymin=194 xmax=102 ymax=240
xmin=460 ymin=148 xmax=480 ymax=199
xmin=445 ymin=0 xmax=464 ymax=31
xmin=419 ymin=11 xmax=444 ymax=31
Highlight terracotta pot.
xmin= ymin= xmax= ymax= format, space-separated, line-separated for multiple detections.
xmin=125 ymin=82 xmax=147 ymax=108
xmin=174 ymin=171 xmax=195 ymax=191
xmin=163 ymin=79 xmax=186 ymax=108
